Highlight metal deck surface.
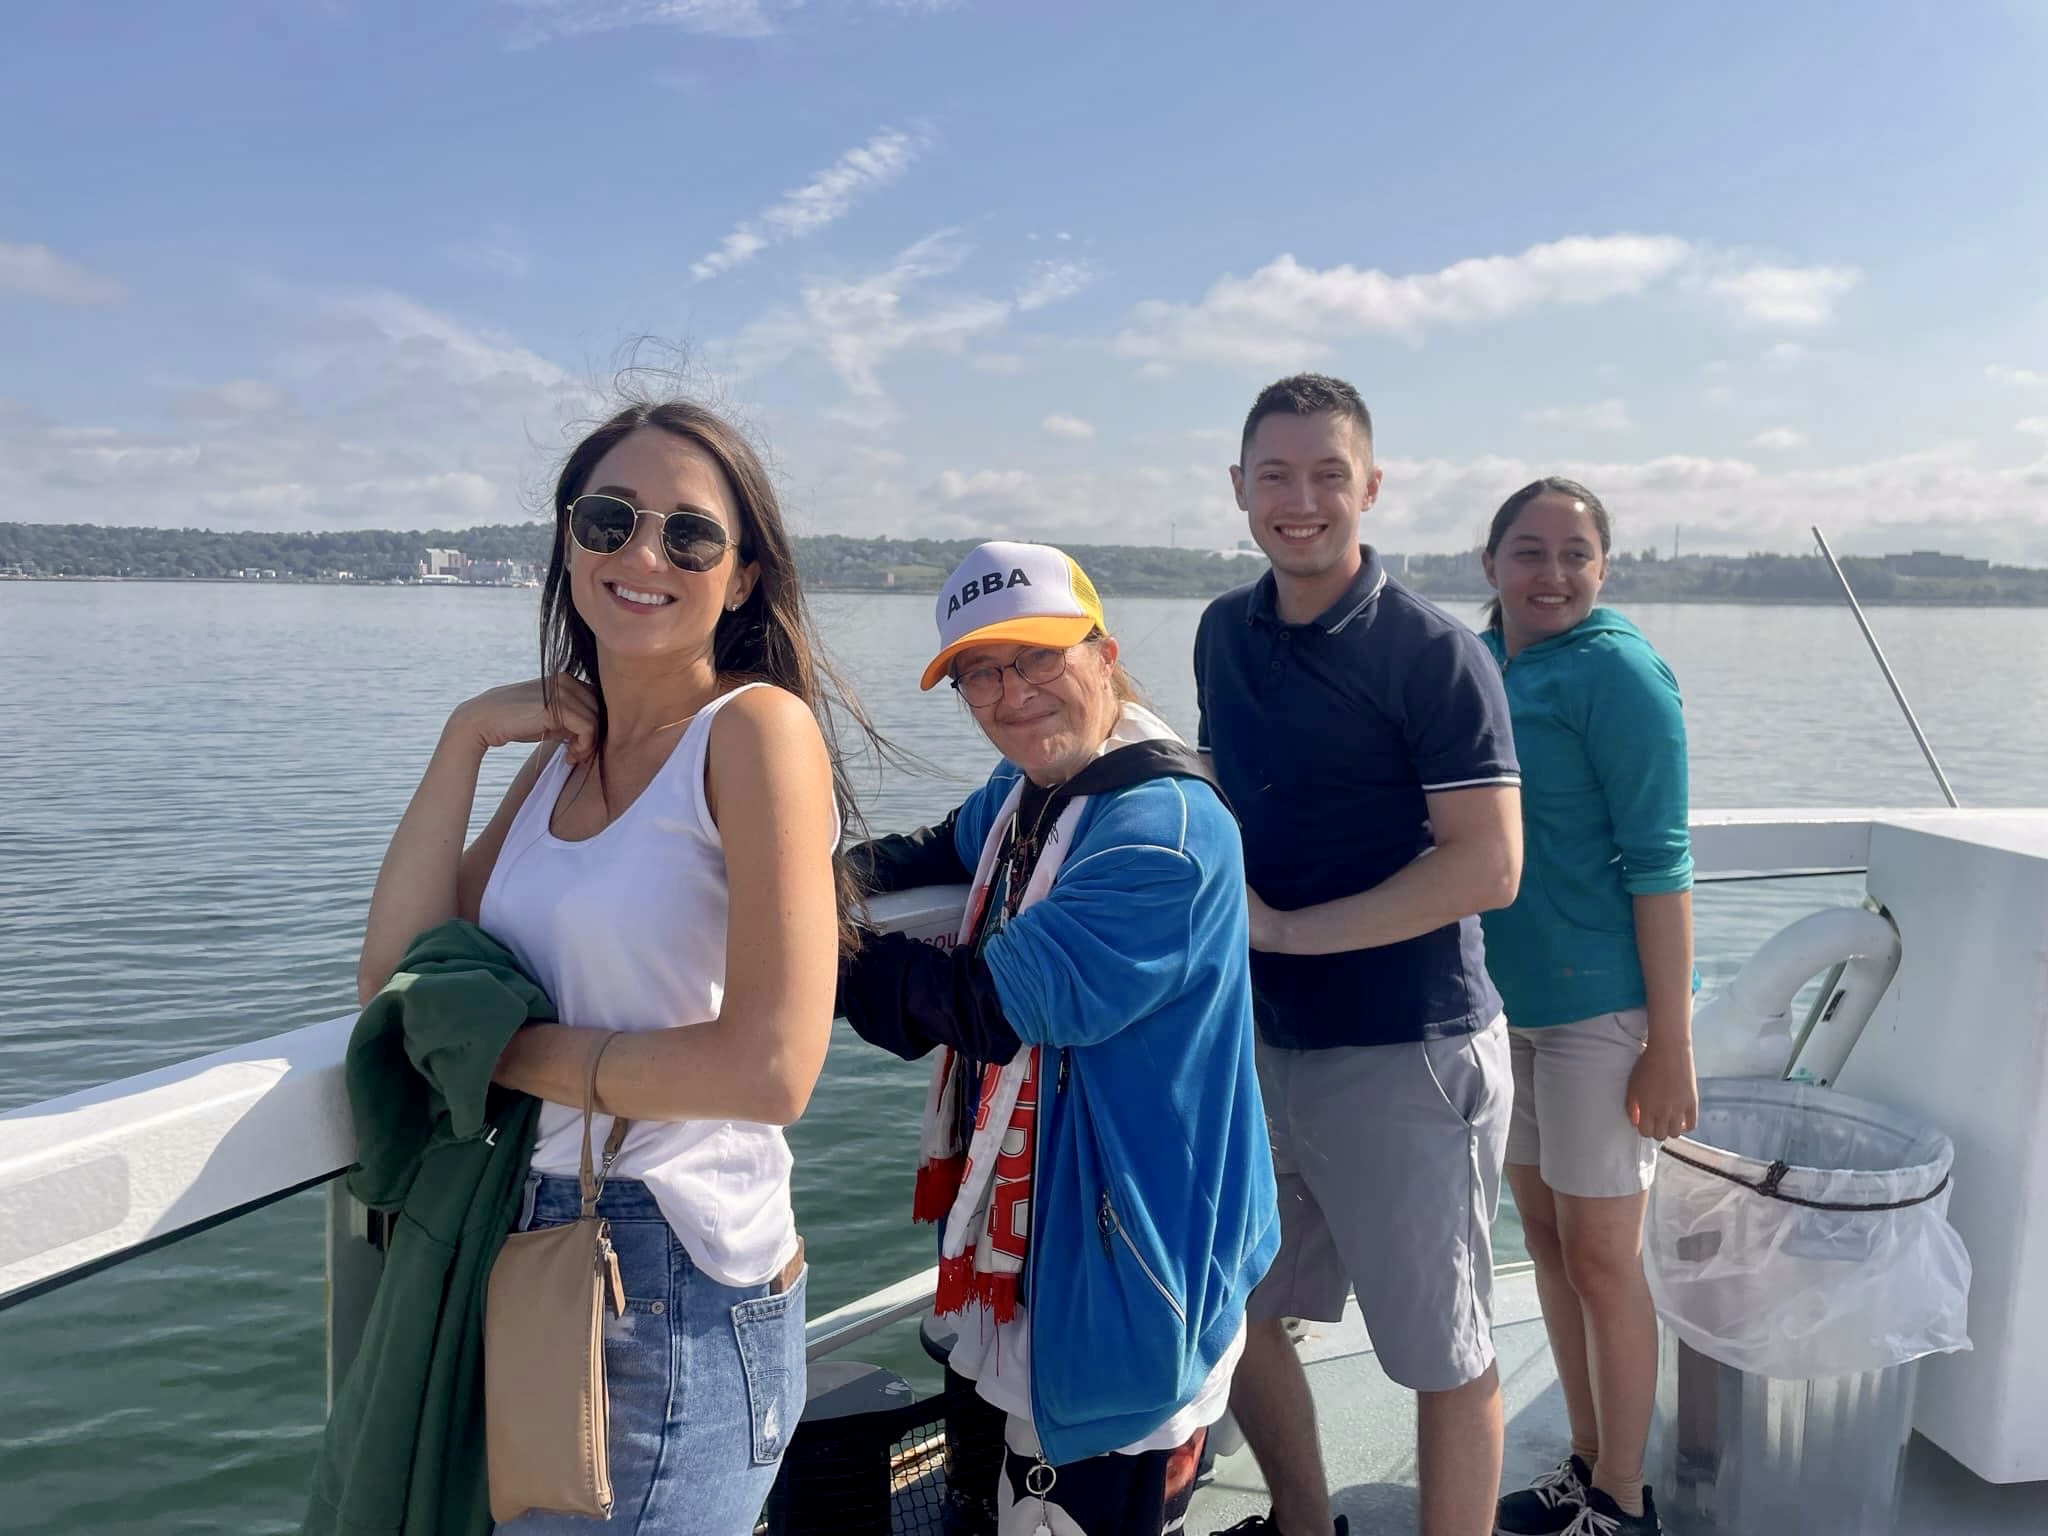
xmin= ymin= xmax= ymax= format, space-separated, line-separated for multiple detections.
xmin=1185 ymin=1269 xmax=2047 ymax=1536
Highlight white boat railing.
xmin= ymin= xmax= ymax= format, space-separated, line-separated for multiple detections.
xmin=0 ymin=809 xmax=1958 ymax=1387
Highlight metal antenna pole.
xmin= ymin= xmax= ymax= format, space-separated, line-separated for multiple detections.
xmin=1811 ymin=525 xmax=1960 ymax=808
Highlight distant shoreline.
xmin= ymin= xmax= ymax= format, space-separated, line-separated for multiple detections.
xmin=7 ymin=572 xmax=2047 ymax=609
xmin=9 ymin=521 xmax=2045 ymax=605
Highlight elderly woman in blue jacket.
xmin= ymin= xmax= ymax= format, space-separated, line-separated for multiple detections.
xmin=839 ymin=540 xmax=1278 ymax=1536
xmin=1478 ymin=479 xmax=1696 ymax=1536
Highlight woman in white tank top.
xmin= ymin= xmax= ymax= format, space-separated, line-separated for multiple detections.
xmin=357 ymin=400 xmax=862 ymax=1535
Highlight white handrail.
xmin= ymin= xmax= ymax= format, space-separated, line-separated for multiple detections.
xmin=804 ymin=1266 xmax=940 ymax=1360
xmin=0 ymin=884 xmax=970 ymax=1311
xmin=0 ymin=809 xmax=1985 ymax=1311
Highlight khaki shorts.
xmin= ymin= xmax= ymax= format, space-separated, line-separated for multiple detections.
xmin=1506 ymin=1008 xmax=1658 ymax=1199
xmin=1247 ymin=1016 xmax=1511 ymax=1392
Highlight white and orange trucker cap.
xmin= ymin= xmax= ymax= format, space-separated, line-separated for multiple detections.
xmin=919 ymin=541 xmax=1107 ymax=691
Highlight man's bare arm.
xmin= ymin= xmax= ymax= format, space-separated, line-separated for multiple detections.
xmin=1249 ymin=785 xmax=1521 ymax=954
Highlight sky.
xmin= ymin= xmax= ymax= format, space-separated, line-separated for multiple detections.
xmin=5 ymin=0 xmax=2048 ymax=559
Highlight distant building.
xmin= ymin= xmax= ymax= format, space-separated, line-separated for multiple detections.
xmin=419 ymin=547 xmax=465 ymax=579
xmin=463 ymin=558 xmax=539 ymax=585
xmin=1886 ymin=550 xmax=1989 ymax=578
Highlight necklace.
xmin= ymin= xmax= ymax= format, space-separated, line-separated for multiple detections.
xmin=1003 ymin=784 xmax=1063 ymax=912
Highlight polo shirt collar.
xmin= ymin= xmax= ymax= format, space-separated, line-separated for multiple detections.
xmin=1249 ymin=545 xmax=1388 ymax=633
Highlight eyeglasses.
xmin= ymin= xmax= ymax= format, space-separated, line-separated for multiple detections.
xmin=950 ymin=645 xmax=1075 ymax=707
xmin=566 ymin=493 xmax=737 ymax=573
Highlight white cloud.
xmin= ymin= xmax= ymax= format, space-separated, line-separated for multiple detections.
xmin=1988 ymin=365 xmax=2047 ymax=388
xmin=0 ymin=240 xmax=128 ymax=305
xmin=322 ymin=288 xmax=578 ymax=392
xmin=1763 ymin=341 xmax=1808 ymax=366
xmin=1041 ymin=414 xmax=1095 ymax=439
xmin=971 ymin=352 xmax=1028 ymax=375
xmin=441 ymin=226 xmax=532 ymax=279
xmin=937 ymin=467 xmax=1037 ymax=500
xmin=505 ymin=0 xmax=952 ymax=44
xmin=1526 ymin=398 xmax=1634 ymax=434
xmin=169 ymin=380 xmax=292 ymax=420
xmin=1114 ymin=234 xmax=1692 ymax=370
xmin=1366 ymin=443 xmax=2048 ymax=560
xmin=504 ymin=0 xmax=780 ymax=44
xmin=2017 ymin=418 xmax=2048 ymax=438
xmin=1 ymin=289 xmax=598 ymax=531
xmin=695 ymin=229 xmax=770 ymax=278
xmin=1707 ymin=263 xmax=1860 ymax=328
xmin=911 ymin=462 xmax=1216 ymax=546
xmin=728 ymin=231 xmax=1012 ymax=422
xmin=1753 ymin=427 xmax=1808 ymax=450
xmin=825 ymin=435 xmax=2048 ymax=564
xmin=692 ymin=126 xmax=930 ymax=280
xmin=1016 ymin=260 xmax=1095 ymax=312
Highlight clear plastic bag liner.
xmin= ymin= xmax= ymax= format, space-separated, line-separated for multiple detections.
xmin=1645 ymin=1077 xmax=1971 ymax=1378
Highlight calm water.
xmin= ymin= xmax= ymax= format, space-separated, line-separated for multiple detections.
xmin=4 ymin=582 xmax=2047 ymax=1532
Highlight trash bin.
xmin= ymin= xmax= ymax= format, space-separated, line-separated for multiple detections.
xmin=1645 ymin=1078 xmax=1972 ymax=1535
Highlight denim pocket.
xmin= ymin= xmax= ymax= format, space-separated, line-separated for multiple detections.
xmin=731 ymin=1267 xmax=807 ymax=1466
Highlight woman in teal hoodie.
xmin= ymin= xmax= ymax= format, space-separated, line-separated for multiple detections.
xmin=1478 ymin=479 xmax=1696 ymax=1536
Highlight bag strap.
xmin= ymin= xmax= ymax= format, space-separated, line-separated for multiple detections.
xmin=577 ymin=1033 xmax=633 ymax=1219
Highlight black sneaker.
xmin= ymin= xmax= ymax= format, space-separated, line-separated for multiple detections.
xmin=1211 ymin=1517 xmax=1349 ymax=1536
xmin=1494 ymin=1455 xmax=1591 ymax=1534
xmin=1558 ymin=1486 xmax=1660 ymax=1536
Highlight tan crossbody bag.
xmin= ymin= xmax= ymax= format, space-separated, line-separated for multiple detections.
xmin=484 ymin=1034 xmax=631 ymax=1524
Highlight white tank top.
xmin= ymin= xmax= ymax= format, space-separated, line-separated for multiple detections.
xmin=480 ymin=681 xmax=804 ymax=1287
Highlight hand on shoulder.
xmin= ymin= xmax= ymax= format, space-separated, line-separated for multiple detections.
xmin=449 ymin=674 xmax=598 ymax=763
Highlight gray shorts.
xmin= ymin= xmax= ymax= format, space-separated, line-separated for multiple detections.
xmin=1506 ymin=1008 xmax=1659 ymax=1199
xmin=1248 ymin=1016 xmax=1511 ymax=1392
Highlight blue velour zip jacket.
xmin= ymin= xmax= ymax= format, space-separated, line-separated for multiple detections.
xmin=946 ymin=754 xmax=1279 ymax=1463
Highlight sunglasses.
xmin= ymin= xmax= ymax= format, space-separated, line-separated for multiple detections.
xmin=566 ymin=493 xmax=738 ymax=573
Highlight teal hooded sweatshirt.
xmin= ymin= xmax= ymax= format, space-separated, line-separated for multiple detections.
xmin=1479 ymin=608 xmax=1692 ymax=1030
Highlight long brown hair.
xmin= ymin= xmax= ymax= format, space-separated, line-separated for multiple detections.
xmin=539 ymin=398 xmax=877 ymax=951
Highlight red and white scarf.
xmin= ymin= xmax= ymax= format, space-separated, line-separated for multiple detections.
xmin=914 ymin=704 xmax=1181 ymax=1323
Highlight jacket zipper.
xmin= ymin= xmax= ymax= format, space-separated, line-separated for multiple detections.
xmin=1025 ymin=1049 xmax=1051 ymax=1441
xmin=1097 ymin=1190 xmax=1186 ymax=1323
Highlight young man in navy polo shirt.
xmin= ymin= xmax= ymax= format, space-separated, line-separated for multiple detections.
xmin=1200 ymin=375 xmax=1522 ymax=1536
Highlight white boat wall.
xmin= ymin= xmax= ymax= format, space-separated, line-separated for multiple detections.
xmin=3 ymin=808 xmax=2046 ymax=1531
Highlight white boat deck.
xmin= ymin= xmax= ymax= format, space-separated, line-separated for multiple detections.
xmin=1185 ymin=1269 xmax=2047 ymax=1536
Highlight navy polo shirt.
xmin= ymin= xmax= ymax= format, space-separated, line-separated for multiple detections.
xmin=1194 ymin=547 xmax=1520 ymax=1050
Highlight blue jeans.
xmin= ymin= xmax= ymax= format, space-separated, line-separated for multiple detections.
xmin=495 ymin=1175 xmax=807 ymax=1536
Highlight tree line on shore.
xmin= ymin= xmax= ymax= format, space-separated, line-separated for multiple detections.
xmin=4 ymin=521 xmax=2046 ymax=605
